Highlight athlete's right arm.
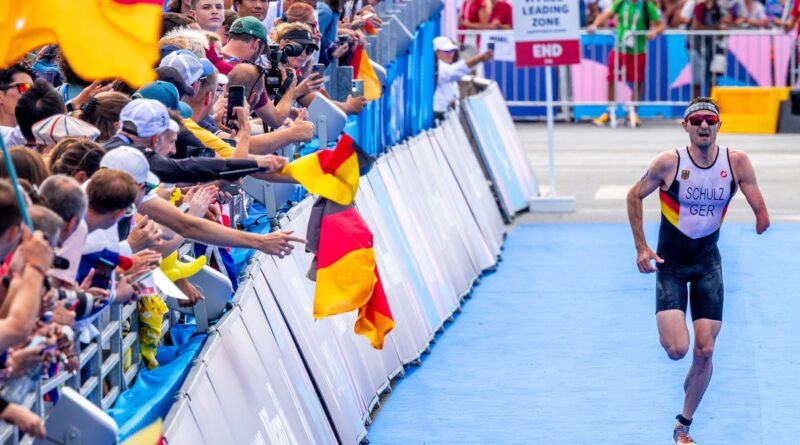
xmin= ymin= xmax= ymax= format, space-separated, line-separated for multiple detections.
xmin=627 ymin=152 xmax=675 ymax=273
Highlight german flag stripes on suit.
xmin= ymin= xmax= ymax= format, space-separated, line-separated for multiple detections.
xmin=0 ymin=0 xmax=162 ymax=87
xmin=281 ymin=133 xmax=374 ymax=206
xmin=306 ymin=198 xmax=394 ymax=349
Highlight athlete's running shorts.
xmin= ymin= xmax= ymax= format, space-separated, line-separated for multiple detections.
xmin=655 ymin=247 xmax=724 ymax=321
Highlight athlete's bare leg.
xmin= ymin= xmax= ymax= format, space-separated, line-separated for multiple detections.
xmin=680 ymin=318 xmax=721 ymax=421
xmin=656 ymin=309 xmax=689 ymax=360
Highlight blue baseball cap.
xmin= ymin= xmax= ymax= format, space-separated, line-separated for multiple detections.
xmin=134 ymin=81 xmax=193 ymax=118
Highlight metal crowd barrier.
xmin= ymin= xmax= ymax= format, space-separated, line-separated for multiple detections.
xmin=0 ymin=0 xmax=442 ymax=441
xmin=458 ymin=28 xmax=800 ymax=120
xmin=160 ymin=110 xmax=510 ymax=445
xmin=0 ymin=301 xmax=147 ymax=445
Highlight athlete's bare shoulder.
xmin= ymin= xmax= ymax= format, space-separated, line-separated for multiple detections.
xmin=726 ymin=148 xmax=754 ymax=182
xmin=727 ymin=147 xmax=750 ymax=163
xmin=648 ymin=149 xmax=680 ymax=180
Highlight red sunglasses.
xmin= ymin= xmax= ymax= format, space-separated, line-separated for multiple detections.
xmin=0 ymin=82 xmax=31 ymax=94
xmin=686 ymin=115 xmax=719 ymax=126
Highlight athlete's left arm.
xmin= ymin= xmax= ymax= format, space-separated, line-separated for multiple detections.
xmin=731 ymin=150 xmax=770 ymax=234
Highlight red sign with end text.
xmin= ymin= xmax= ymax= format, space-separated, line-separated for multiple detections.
xmin=515 ymin=39 xmax=581 ymax=67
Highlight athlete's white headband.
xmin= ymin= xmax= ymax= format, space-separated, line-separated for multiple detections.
xmin=683 ymin=102 xmax=720 ymax=119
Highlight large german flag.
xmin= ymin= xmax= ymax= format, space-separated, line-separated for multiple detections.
xmin=282 ymin=134 xmax=374 ymax=205
xmin=306 ymin=198 xmax=394 ymax=349
xmin=0 ymin=0 xmax=161 ymax=87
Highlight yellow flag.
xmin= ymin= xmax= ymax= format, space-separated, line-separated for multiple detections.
xmin=0 ymin=0 xmax=162 ymax=87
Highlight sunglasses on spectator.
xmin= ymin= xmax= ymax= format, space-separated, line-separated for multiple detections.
xmin=0 ymin=82 xmax=31 ymax=94
xmin=686 ymin=115 xmax=720 ymax=126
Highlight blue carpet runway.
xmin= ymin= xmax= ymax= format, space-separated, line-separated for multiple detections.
xmin=368 ymin=224 xmax=800 ymax=444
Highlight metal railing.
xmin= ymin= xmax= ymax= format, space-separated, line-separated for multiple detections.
xmin=457 ymin=28 xmax=800 ymax=120
xmin=0 ymin=301 xmax=148 ymax=444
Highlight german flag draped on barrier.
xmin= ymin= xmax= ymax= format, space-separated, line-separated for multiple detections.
xmin=281 ymin=134 xmax=374 ymax=205
xmin=0 ymin=0 xmax=161 ymax=87
xmin=283 ymin=135 xmax=394 ymax=349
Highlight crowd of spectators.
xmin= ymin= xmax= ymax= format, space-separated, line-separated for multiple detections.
xmin=458 ymin=0 xmax=800 ymax=31
xmin=456 ymin=0 xmax=799 ymax=126
xmin=0 ymin=0 xmax=388 ymax=437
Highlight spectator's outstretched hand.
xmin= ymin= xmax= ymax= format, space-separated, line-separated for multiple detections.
xmin=256 ymin=155 xmax=290 ymax=174
xmin=69 ymin=80 xmax=114 ymax=111
xmin=4 ymin=344 xmax=46 ymax=378
xmin=230 ymin=100 xmax=252 ymax=138
xmin=213 ymin=94 xmax=230 ymax=133
xmin=259 ymin=229 xmax=306 ymax=258
xmin=332 ymin=42 xmax=350 ymax=59
xmin=127 ymin=249 xmax=162 ymax=278
xmin=345 ymin=95 xmax=368 ymax=114
xmin=184 ymin=185 xmax=219 ymax=218
xmin=285 ymin=110 xmax=314 ymax=142
xmin=18 ymin=228 xmax=53 ymax=275
xmin=0 ymin=404 xmax=46 ymax=438
xmin=175 ymin=278 xmax=204 ymax=307
xmin=296 ymin=74 xmax=325 ymax=97
xmin=127 ymin=215 xmax=162 ymax=252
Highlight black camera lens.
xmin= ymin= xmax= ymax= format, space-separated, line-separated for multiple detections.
xmin=283 ymin=42 xmax=304 ymax=58
xmin=52 ymin=255 xmax=70 ymax=270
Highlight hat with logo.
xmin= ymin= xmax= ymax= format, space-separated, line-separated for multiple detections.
xmin=159 ymin=49 xmax=219 ymax=86
xmin=119 ymin=99 xmax=180 ymax=138
xmin=433 ymin=36 xmax=458 ymax=52
xmin=134 ymin=81 xmax=193 ymax=119
xmin=100 ymin=145 xmax=160 ymax=187
xmin=229 ymin=16 xmax=269 ymax=43
xmin=32 ymin=114 xmax=101 ymax=146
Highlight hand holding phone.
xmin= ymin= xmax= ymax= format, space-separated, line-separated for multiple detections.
xmin=226 ymin=85 xmax=246 ymax=131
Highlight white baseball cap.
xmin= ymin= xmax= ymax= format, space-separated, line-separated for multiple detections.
xmin=119 ymin=99 xmax=180 ymax=138
xmin=433 ymin=36 xmax=458 ymax=52
xmin=159 ymin=49 xmax=217 ymax=86
xmin=100 ymin=145 xmax=160 ymax=187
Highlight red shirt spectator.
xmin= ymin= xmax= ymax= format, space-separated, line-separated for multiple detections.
xmin=460 ymin=0 xmax=490 ymax=29
xmin=791 ymin=0 xmax=800 ymax=33
xmin=490 ymin=0 xmax=513 ymax=29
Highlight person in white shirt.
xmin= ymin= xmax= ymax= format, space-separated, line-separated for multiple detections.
xmin=433 ymin=36 xmax=493 ymax=115
xmin=0 ymin=64 xmax=34 ymax=147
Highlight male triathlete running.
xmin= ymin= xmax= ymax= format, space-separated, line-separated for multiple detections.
xmin=626 ymin=97 xmax=770 ymax=444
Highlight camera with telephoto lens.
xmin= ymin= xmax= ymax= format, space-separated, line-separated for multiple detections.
xmin=265 ymin=42 xmax=304 ymax=98
xmin=265 ymin=45 xmax=285 ymax=99
xmin=56 ymin=288 xmax=97 ymax=319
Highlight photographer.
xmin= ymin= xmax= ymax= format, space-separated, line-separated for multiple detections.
xmin=221 ymin=63 xmax=315 ymax=154
xmin=219 ymin=17 xmax=297 ymax=128
xmin=274 ymin=23 xmax=367 ymax=115
xmin=433 ymin=36 xmax=493 ymax=115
